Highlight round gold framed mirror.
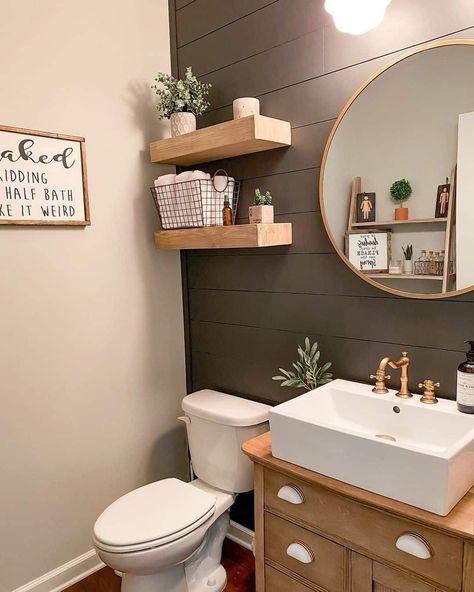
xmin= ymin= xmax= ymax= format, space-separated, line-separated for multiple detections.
xmin=320 ymin=40 xmax=474 ymax=300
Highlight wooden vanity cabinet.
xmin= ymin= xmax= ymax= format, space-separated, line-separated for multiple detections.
xmin=243 ymin=432 xmax=474 ymax=592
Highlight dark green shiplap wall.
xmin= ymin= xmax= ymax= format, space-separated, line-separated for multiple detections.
xmin=170 ymin=0 xmax=474 ymax=408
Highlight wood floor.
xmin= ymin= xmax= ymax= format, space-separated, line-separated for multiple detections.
xmin=65 ymin=540 xmax=255 ymax=592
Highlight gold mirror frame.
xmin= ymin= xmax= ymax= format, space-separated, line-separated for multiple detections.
xmin=319 ymin=39 xmax=474 ymax=300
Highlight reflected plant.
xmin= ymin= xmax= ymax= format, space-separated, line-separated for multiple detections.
xmin=272 ymin=338 xmax=333 ymax=391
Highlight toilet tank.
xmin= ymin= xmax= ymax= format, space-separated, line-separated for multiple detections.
xmin=181 ymin=390 xmax=270 ymax=493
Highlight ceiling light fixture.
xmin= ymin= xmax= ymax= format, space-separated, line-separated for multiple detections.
xmin=325 ymin=0 xmax=392 ymax=35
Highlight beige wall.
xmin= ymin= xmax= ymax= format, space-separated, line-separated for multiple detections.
xmin=0 ymin=2 xmax=187 ymax=590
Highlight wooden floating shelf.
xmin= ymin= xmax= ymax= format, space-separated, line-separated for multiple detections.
xmin=154 ymin=223 xmax=292 ymax=250
xmin=367 ymin=273 xmax=443 ymax=281
xmin=352 ymin=218 xmax=447 ymax=229
xmin=149 ymin=115 xmax=291 ymax=165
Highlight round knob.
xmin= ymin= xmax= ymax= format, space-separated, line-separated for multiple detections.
xmin=286 ymin=541 xmax=314 ymax=564
xmin=395 ymin=532 xmax=433 ymax=559
xmin=277 ymin=484 xmax=305 ymax=505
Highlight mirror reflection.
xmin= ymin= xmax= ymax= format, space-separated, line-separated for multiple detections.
xmin=322 ymin=42 xmax=474 ymax=298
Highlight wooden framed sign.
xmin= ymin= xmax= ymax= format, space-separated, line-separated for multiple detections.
xmin=345 ymin=230 xmax=391 ymax=273
xmin=0 ymin=125 xmax=90 ymax=225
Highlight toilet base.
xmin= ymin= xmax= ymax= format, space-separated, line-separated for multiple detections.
xmin=187 ymin=564 xmax=226 ymax=592
xmin=122 ymin=565 xmax=187 ymax=592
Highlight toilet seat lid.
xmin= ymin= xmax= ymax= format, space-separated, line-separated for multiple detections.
xmin=93 ymin=478 xmax=216 ymax=550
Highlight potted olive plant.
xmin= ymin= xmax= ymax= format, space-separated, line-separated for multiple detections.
xmin=402 ymin=244 xmax=413 ymax=274
xmin=151 ymin=66 xmax=211 ymax=137
xmin=390 ymin=178 xmax=412 ymax=220
xmin=249 ymin=188 xmax=274 ymax=224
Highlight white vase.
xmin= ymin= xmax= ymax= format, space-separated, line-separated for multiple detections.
xmin=170 ymin=112 xmax=196 ymax=137
xmin=249 ymin=205 xmax=274 ymax=224
xmin=233 ymin=98 xmax=260 ymax=119
xmin=403 ymin=259 xmax=414 ymax=274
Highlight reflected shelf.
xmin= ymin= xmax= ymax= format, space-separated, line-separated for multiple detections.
xmin=352 ymin=218 xmax=447 ymax=229
xmin=367 ymin=273 xmax=444 ymax=281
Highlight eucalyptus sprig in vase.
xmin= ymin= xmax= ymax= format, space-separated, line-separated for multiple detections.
xmin=151 ymin=66 xmax=211 ymax=137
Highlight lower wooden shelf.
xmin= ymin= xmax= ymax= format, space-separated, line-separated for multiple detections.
xmin=154 ymin=223 xmax=292 ymax=250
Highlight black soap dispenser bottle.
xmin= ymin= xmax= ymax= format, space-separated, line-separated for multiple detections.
xmin=457 ymin=341 xmax=474 ymax=414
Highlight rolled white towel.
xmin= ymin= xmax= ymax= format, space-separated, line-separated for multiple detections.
xmin=154 ymin=173 xmax=176 ymax=187
xmin=153 ymin=174 xmax=177 ymax=229
xmin=175 ymin=171 xmax=203 ymax=228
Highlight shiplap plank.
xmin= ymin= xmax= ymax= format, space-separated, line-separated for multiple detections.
xmin=176 ymin=0 xmax=195 ymax=9
xmin=192 ymin=30 xmax=324 ymax=110
xmin=189 ymin=289 xmax=471 ymax=352
xmin=235 ymin=168 xmax=319 ymax=216
xmin=190 ymin=322 xmax=462 ymax=400
xmin=187 ymin=253 xmax=377 ymax=296
xmin=176 ymin=0 xmax=277 ymax=47
xmin=178 ymin=0 xmax=329 ymax=76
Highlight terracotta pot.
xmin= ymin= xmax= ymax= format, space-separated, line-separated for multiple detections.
xmin=249 ymin=205 xmax=274 ymax=224
xmin=170 ymin=112 xmax=196 ymax=137
xmin=394 ymin=206 xmax=409 ymax=220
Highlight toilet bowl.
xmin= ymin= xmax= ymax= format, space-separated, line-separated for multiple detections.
xmin=93 ymin=390 xmax=270 ymax=592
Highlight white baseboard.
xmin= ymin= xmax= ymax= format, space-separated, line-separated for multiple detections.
xmin=11 ymin=549 xmax=104 ymax=592
xmin=226 ymin=520 xmax=254 ymax=552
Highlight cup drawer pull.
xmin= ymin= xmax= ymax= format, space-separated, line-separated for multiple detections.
xmin=277 ymin=484 xmax=305 ymax=505
xmin=395 ymin=532 xmax=433 ymax=559
xmin=286 ymin=541 xmax=315 ymax=564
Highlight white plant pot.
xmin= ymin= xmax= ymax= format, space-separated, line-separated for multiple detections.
xmin=249 ymin=205 xmax=274 ymax=224
xmin=170 ymin=112 xmax=196 ymax=137
xmin=233 ymin=98 xmax=260 ymax=119
xmin=403 ymin=260 xmax=414 ymax=274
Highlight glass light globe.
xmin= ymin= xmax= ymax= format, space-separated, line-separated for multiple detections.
xmin=325 ymin=0 xmax=392 ymax=35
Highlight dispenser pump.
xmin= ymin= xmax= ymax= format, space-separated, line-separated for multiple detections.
xmin=466 ymin=341 xmax=474 ymax=363
xmin=457 ymin=340 xmax=474 ymax=414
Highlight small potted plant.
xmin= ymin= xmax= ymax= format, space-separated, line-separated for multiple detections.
xmin=402 ymin=244 xmax=413 ymax=274
xmin=272 ymin=338 xmax=333 ymax=391
xmin=151 ymin=66 xmax=211 ymax=137
xmin=390 ymin=178 xmax=412 ymax=220
xmin=249 ymin=188 xmax=273 ymax=224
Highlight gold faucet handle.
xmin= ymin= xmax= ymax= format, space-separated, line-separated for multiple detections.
xmin=418 ymin=380 xmax=440 ymax=404
xmin=370 ymin=373 xmax=391 ymax=381
xmin=370 ymin=371 xmax=391 ymax=394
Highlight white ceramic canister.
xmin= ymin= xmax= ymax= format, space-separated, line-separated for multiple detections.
xmin=233 ymin=98 xmax=260 ymax=119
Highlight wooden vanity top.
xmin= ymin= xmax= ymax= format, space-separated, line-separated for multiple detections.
xmin=242 ymin=431 xmax=474 ymax=541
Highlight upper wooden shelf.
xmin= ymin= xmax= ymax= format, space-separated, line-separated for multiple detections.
xmin=154 ymin=223 xmax=292 ymax=250
xmin=352 ymin=218 xmax=447 ymax=229
xmin=149 ymin=115 xmax=292 ymax=165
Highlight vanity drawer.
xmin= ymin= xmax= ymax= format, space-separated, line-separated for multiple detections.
xmin=264 ymin=469 xmax=463 ymax=591
xmin=265 ymin=512 xmax=347 ymax=591
xmin=265 ymin=565 xmax=313 ymax=592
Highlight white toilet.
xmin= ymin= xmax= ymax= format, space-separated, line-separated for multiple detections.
xmin=93 ymin=389 xmax=270 ymax=592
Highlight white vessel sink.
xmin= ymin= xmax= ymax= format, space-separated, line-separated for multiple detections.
xmin=270 ymin=379 xmax=474 ymax=516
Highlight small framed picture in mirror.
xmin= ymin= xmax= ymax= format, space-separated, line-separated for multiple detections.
xmin=435 ymin=179 xmax=450 ymax=218
xmin=345 ymin=230 xmax=391 ymax=274
xmin=356 ymin=192 xmax=376 ymax=223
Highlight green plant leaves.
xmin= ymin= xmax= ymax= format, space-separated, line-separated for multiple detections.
xmin=151 ymin=66 xmax=212 ymax=119
xmin=272 ymin=338 xmax=334 ymax=391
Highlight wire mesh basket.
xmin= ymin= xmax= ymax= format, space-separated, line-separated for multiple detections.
xmin=151 ymin=169 xmax=240 ymax=230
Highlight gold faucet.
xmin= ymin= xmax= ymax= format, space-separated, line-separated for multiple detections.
xmin=370 ymin=351 xmax=412 ymax=398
